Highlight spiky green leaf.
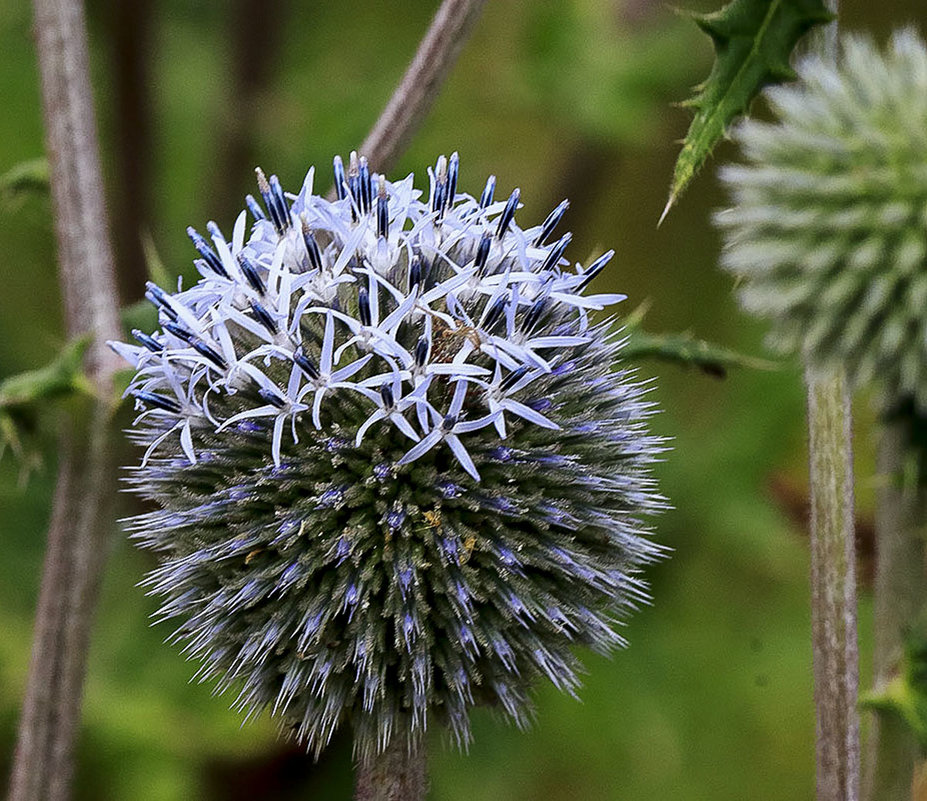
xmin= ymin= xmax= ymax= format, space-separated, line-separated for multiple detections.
xmin=662 ymin=0 xmax=832 ymax=221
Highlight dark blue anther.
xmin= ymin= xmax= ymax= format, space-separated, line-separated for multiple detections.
xmin=540 ymin=233 xmax=572 ymax=273
xmin=474 ymin=232 xmax=492 ymax=273
xmin=500 ymin=365 xmax=529 ymax=392
xmin=258 ymin=387 xmax=287 ymax=409
xmin=269 ymin=174 xmax=291 ymax=231
xmin=431 ymin=177 xmax=445 ymax=215
xmin=482 ymin=296 xmax=507 ymax=330
xmin=255 ymin=168 xmax=285 ymax=234
xmin=357 ymin=286 xmax=371 ymax=327
xmin=379 ymin=383 xmax=394 ymax=409
xmin=186 ymin=227 xmax=228 ymax=278
xmin=301 ymin=221 xmax=323 ymax=271
xmin=480 ymin=175 xmax=496 ymax=210
xmin=347 ymin=154 xmax=361 ymax=220
xmin=293 ymin=347 xmax=320 ymax=380
xmin=446 ymin=152 xmax=459 ymax=210
xmin=577 ymin=250 xmax=614 ymax=289
xmin=237 ymin=253 xmax=266 ymax=295
xmin=377 ymin=182 xmax=389 ymax=239
xmin=332 ymin=156 xmax=347 ymax=200
xmin=132 ymin=329 xmax=163 ymax=353
xmin=442 ymin=413 xmax=458 ymax=432
xmin=134 ymin=390 xmax=181 ymax=413
xmin=523 ymin=297 xmax=547 ymax=332
xmin=192 ymin=339 xmax=227 ymax=369
xmin=333 ymin=155 xmax=347 ymax=200
xmin=535 ymin=199 xmax=569 ymax=246
xmin=163 ymin=321 xmax=194 ymax=343
xmin=245 ymin=193 xmax=266 ymax=221
xmin=409 ymin=254 xmax=422 ymax=289
xmin=414 ymin=335 xmax=430 ymax=367
xmin=358 ymin=157 xmax=372 ymax=214
xmin=250 ymin=300 xmax=278 ymax=334
xmin=495 ymin=188 xmax=520 ymax=239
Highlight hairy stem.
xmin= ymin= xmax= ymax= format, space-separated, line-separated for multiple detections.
xmin=357 ymin=0 xmax=486 ymax=174
xmin=863 ymin=422 xmax=926 ymax=801
xmin=806 ymin=364 xmax=860 ymax=801
xmin=8 ymin=0 xmax=122 ymax=799
xmin=354 ymin=740 xmax=428 ymax=801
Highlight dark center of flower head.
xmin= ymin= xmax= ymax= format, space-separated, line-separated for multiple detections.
xmin=110 ymin=152 xmax=664 ymax=762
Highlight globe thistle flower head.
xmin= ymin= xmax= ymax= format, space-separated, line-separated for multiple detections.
xmin=716 ymin=29 xmax=927 ymax=410
xmin=111 ymin=152 xmax=665 ymax=760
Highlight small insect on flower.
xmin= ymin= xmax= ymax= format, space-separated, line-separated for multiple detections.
xmin=111 ymin=152 xmax=666 ymax=762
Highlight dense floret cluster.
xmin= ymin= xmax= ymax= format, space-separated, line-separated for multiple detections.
xmin=112 ymin=153 xmax=664 ymax=759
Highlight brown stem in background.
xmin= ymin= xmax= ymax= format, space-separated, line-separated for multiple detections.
xmin=8 ymin=0 xmax=122 ymax=799
xmin=213 ymin=0 xmax=289 ymax=223
xmin=106 ymin=0 xmax=155 ymax=301
xmin=356 ymin=0 xmax=487 ymax=175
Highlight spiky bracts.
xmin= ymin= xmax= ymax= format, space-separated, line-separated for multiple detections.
xmin=111 ymin=154 xmax=665 ymax=761
xmin=716 ymin=29 xmax=927 ymax=410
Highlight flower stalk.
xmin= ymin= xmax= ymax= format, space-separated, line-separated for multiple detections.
xmin=354 ymin=738 xmax=428 ymax=801
xmin=805 ymin=364 xmax=860 ymax=801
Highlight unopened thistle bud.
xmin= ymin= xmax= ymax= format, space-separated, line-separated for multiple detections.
xmin=110 ymin=153 xmax=665 ymax=761
xmin=716 ymin=30 xmax=927 ymax=411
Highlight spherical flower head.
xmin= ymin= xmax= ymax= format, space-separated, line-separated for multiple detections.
xmin=716 ymin=29 xmax=927 ymax=410
xmin=111 ymin=152 xmax=665 ymax=761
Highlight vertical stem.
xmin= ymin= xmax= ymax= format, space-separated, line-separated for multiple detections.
xmin=863 ymin=422 xmax=926 ymax=801
xmin=806 ymin=364 xmax=860 ymax=801
xmin=354 ymin=739 xmax=428 ymax=801
xmin=9 ymin=0 xmax=122 ymax=799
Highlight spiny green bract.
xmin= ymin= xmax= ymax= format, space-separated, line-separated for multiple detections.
xmin=716 ymin=30 xmax=927 ymax=411
xmin=112 ymin=154 xmax=665 ymax=762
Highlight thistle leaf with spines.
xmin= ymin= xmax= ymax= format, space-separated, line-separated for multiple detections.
xmin=662 ymin=0 xmax=832 ymax=222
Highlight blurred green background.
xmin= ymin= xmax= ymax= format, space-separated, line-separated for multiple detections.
xmin=1 ymin=0 xmax=925 ymax=798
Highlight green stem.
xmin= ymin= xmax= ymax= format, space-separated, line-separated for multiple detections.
xmin=805 ymin=363 xmax=860 ymax=801
xmin=863 ymin=421 xmax=926 ymax=801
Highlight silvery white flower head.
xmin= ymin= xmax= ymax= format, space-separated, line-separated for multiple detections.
xmin=111 ymin=152 xmax=665 ymax=761
xmin=716 ymin=29 xmax=927 ymax=412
